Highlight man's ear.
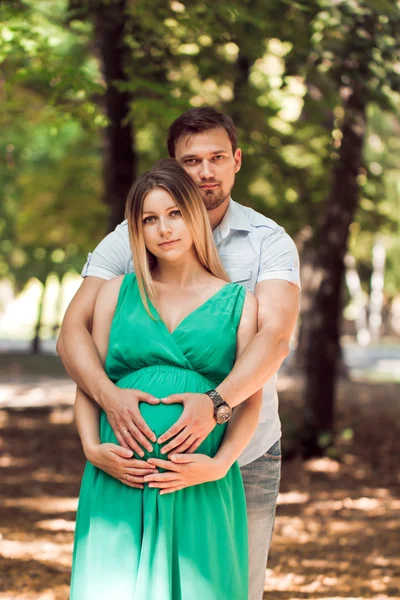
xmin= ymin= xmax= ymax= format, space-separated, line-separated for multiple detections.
xmin=234 ymin=148 xmax=242 ymax=173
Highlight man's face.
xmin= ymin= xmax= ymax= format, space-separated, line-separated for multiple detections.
xmin=174 ymin=127 xmax=242 ymax=211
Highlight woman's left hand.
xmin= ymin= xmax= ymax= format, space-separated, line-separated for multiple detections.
xmin=144 ymin=454 xmax=228 ymax=495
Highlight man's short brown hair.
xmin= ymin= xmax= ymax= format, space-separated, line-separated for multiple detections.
xmin=167 ymin=106 xmax=237 ymax=157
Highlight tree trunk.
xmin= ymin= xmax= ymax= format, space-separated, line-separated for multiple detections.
xmin=92 ymin=0 xmax=137 ymax=232
xmin=52 ymin=273 xmax=65 ymax=338
xmin=301 ymin=83 xmax=367 ymax=457
xmin=31 ymin=279 xmax=47 ymax=355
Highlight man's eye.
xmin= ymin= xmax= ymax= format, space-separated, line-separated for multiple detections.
xmin=214 ymin=155 xmax=224 ymax=160
xmin=185 ymin=159 xmax=199 ymax=165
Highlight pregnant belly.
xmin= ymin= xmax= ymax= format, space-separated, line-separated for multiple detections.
xmin=100 ymin=365 xmax=223 ymax=459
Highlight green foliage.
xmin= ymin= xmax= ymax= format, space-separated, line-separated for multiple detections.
xmin=1 ymin=0 xmax=400 ymax=301
xmin=0 ymin=0 xmax=107 ymax=288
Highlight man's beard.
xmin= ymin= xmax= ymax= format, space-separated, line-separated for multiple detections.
xmin=200 ymin=186 xmax=232 ymax=211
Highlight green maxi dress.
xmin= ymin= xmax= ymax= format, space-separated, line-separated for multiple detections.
xmin=70 ymin=273 xmax=248 ymax=600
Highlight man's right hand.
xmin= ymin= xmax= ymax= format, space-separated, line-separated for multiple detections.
xmin=102 ymin=386 xmax=160 ymax=455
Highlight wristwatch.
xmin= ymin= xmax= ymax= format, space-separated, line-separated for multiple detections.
xmin=204 ymin=389 xmax=232 ymax=424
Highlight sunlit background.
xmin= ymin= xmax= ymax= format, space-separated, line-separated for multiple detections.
xmin=1 ymin=0 xmax=400 ymax=598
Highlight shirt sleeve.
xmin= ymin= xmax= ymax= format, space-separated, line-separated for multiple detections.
xmin=257 ymin=227 xmax=301 ymax=289
xmin=81 ymin=221 xmax=132 ymax=280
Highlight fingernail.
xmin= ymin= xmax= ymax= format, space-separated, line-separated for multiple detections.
xmin=149 ymin=484 xmax=154 ymax=488
xmin=171 ymin=455 xmax=177 ymax=460
xmin=161 ymin=449 xmax=166 ymax=454
xmin=151 ymin=436 xmax=157 ymax=442
xmin=147 ymin=446 xmax=153 ymax=452
xmin=139 ymin=451 xmax=144 ymax=457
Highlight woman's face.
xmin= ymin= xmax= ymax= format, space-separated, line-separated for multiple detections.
xmin=141 ymin=187 xmax=194 ymax=263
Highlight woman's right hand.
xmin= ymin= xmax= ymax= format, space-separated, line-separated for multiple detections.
xmin=85 ymin=443 xmax=158 ymax=489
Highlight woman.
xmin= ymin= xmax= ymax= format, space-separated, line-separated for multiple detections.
xmin=70 ymin=158 xmax=262 ymax=599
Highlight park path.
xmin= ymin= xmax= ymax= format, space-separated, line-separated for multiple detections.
xmin=0 ymin=357 xmax=399 ymax=599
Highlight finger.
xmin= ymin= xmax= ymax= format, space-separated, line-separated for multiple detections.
xmin=131 ymin=412 xmax=157 ymax=444
xmin=147 ymin=458 xmax=182 ymax=472
xmin=144 ymin=472 xmax=180 ymax=483
xmin=184 ymin=439 xmax=202 ymax=454
xmin=123 ymin=474 xmax=147 ymax=484
xmin=136 ymin=390 xmax=160 ymax=405
xmin=127 ymin=459 xmax=157 ymax=469
xmin=126 ymin=468 xmax=157 ymax=476
xmin=109 ymin=445 xmax=134 ymax=459
xmin=114 ymin=431 xmax=131 ymax=451
xmin=128 ymin=423 xmax=154 ymax=453
xmin=149 ymin=479 xmax=182 ymax=489
xmin=160 ymin=486 xmax=185 ymax=495
xmin=122 ymin=482 xmax=144 ymax=489
xmin=158 ymin=416 xmax=187 ymax=444
xmin=160 ymin=394 xmax=185 ymax=405
xmin=168 ymin=434 xmax=197 ymax=456
xmin=169 ymin=453 xmax=196 ymax=463
xmin=121 ymin=431 xmax=145 ymax=457
xmin=161 ymin=429 xmax=190 ymax=454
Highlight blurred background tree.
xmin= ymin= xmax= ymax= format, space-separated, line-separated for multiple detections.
xmin=1 ymin=0 xmax=399 ymax=455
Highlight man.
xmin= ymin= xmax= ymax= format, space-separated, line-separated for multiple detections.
xmin=57 ymin=106 xmax=300 ymax=599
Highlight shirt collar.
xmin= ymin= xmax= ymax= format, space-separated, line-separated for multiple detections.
xmin=214 ymin=199 xmax=252 ymax=242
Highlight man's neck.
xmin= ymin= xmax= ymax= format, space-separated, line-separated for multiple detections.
xmin=208 ymin=197 xmax=231 ymax=230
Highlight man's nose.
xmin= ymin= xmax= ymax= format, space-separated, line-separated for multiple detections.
xmin=199 ymin=160 xmax=215 ymax=180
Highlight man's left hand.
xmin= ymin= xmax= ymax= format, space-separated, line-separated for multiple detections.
xmin=157 ymin=393 xmax=215 ymax=454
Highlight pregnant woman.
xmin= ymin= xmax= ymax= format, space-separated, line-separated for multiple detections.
xmin=70 ymin=159 xmax=262 ymax=599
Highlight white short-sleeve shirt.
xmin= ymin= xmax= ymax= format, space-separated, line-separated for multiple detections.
xmin=82 ymin=199 xmax=300 ymax=466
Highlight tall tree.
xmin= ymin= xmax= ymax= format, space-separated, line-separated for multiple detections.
xmin=69 ymin=0 xmax=136 ymax=231
xmin=295 ymin=2 xmax=400 ymax=455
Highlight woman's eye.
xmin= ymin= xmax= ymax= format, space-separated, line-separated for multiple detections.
xmin=170 ymin=210 xmax=181 ymax=217
xmin=143 ymin=216 xmax=156 ymax=224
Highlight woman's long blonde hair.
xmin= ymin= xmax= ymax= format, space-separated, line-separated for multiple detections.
xmin=125 ymin=158 xmax=230 ymax=317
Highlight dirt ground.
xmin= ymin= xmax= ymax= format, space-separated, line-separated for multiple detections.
xmin=0 ymin=359 xmax=399 ymax=599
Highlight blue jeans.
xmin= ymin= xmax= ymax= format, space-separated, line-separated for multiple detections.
xmin=240 ymin=439 xmax=282 ymax=600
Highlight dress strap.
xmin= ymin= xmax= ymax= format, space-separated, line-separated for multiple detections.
xmin=113 ymin=273 xmax=136 ymax=319
xmin=230 ymin=284 xmax=247 ymax=331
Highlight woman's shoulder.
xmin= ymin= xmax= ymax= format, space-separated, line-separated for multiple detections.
xmin=100 ymin=274 xmax=126 ymax=294
xmin=95 ymin=275 xmax=127 ymax=312
xmin=239 ymin=289 xmax=258 ymax=322
xmin=243 ymin=289 xmax=257 ymax=309
xmin=206 ymin=275 xmax=232 ymax=293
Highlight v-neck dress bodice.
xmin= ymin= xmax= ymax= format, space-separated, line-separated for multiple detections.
xmin=70 ymin=273 xmax=248 ymax=600
xmin=106 ymin=274 xmax=243 ymax=388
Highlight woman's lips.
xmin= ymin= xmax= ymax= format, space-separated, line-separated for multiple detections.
xmin=159 ymin=240 xmax=180 ymax=248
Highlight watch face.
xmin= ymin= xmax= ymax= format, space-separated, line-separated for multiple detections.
xmin=216 ymin=404 xmax=232 ymax=424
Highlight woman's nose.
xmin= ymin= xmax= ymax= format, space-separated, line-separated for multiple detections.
xmin=158 ymin=217 xmax=172 ymax=235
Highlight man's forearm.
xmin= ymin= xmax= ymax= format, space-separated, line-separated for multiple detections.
xmin=74 ymin=387 xmax=101 ymax=457
xmin=214 ymin=390 xmax=262 ymax=471
xmin=58 ymin=326 xmax=114 ymax=408
xmin=216 ymin=326 xmax=289 ymax=409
